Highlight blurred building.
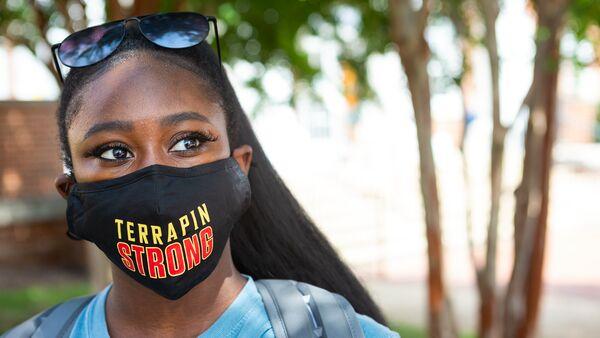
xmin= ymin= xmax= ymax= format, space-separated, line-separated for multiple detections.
xmin=0 ymin=101 xmax=85 ymax=277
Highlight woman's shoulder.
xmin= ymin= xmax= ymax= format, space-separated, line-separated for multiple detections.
xmin=253 ymin=278 xmax=399 ymax=338
xmin=356 ymin=313 xmax=400 ymax=338
xmin=257 ymin=312 xmax=400 ymax=338
xmin=1 ymin=293 xmax=98 ymax=338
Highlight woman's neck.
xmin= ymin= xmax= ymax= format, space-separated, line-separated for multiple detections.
xmin=105 ymin=242 xmax=247 ymax=338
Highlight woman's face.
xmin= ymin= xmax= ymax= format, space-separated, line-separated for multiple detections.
xmin=56 ymin=53 xmax=252 ymax=190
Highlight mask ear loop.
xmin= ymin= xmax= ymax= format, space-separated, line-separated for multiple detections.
xmin=66 ymin=230 xmax=83 ymax=240
xmin=65 ymin=182 xmax=83 ymax=241
xmin=62 ymin=163 xmax=82 ymax=240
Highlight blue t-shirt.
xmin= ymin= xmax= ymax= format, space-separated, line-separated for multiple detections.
xmin=69 ymin=274 xmax=399 ymax=337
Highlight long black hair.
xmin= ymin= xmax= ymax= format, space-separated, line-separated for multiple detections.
xmin=56 ymin=23 xmax=385 ymax=324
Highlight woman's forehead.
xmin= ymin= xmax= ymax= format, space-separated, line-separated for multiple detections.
xmin=71 ymin=54 xmax=222 ymax=131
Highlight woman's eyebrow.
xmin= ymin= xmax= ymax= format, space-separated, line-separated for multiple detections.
xmin=160 ymin=111 xmax=211 ymax=126
xmin=84 ymin=120 xmax=134 ymax=140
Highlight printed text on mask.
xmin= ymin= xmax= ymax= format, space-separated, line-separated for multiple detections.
xmin=114 ymin=203 xmax=214 ymax=279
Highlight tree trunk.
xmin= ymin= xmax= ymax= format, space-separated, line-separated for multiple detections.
xmin=477 ymin=0 xmax=506 ymax=336
xmin=503 ymin=1 xmax=570 ymax=337
xmin=106 ymin=0 xmax=162 ymax=20
xmin=132 ymin=0 xmax=162 ymax=16
xmin=106 ymin=0 xmax=128 ymax=21
xmin=389 ymin=1 xmax=457 ymax=337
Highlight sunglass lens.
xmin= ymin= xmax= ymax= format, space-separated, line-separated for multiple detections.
xmin=140 ymin=12 xmax=209 ymax=49
xmin=58 ymin=21 xmax=125 ymax=68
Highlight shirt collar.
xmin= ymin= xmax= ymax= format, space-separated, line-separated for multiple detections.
xmin=93 ymin=274 xmax=262 ymax=337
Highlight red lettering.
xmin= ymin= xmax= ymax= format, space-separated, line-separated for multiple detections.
xmin=119 ymin=226 xmax=217 ymax=279
xmin=165 ymin=242 xmax=185 ymax=276
xmin=146 ymin=247 xmax=166 ymax=279
xmin=130 ymin=244 xmax=146 ymax=276
xmin=183 ymin=235 xmax=202 ymax=270
xmin=117 ymin=242 xmax=135 ymax=272
xmin=200 ymin=226 xmax=213 ymax=260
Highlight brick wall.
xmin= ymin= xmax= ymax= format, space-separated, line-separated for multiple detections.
xmin=0 ymin=100 xmax=85 ymax=270
xmin=0 ymin=101 xmax=62 ymax=199
xmin=0 ymin=219 xmax=85 ymax=269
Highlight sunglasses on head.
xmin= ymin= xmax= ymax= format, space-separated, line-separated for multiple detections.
xmin=51 ymin=11 xmax=221 ymax=85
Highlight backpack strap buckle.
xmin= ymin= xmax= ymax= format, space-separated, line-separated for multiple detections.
xmin=255 ymin=279 xmax=365 ymax=338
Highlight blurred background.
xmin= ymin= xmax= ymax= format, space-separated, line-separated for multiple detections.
xmin=0 ymin=0 xmax=599 ymax=337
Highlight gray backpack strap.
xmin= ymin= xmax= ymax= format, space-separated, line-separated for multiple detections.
xmin=296 ymin=282 xmax=364 ymax=338
xmin=255 ymin=279 xmax=365 ymax=338
xmin=1 ymin=306 xmax=53 ymax=338
xmin=255 ymin=279 xmax=315 ymax=338
xmin=36 ymin=294 xmax=94 ymax=338
xmin=2 ymin=295 xmax=93 ymax=338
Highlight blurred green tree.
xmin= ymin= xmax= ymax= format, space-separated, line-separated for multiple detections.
xmin=0 ymin=0 xmax=391 ymax=116
xmin=440 ymin=1 xmax=600 ymax=338
xmin=388 ymin=1 xmax=458 ymax=337
xmin=440 ymin=1 xmax=504 ymax=337
xmin=504 ymin=1 xmax=599 ymax=338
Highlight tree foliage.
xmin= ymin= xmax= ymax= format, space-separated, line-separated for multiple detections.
xmin=1 ymin=0 xmax=393 ymax=113
xmin=567 ymin=0 xmax=600 ymax=66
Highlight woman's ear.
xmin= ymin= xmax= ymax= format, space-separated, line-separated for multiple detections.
xmin=232 ymin=144 xmax=253 ymax=176
xmin=55 ymin=173 xmax=75 ymax=199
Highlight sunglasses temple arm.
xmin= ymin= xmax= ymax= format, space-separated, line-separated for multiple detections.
xmin=208 ymin=17 xmax=222 ymax=72
xmin=51 ymin=44 xmax=65 ymax=85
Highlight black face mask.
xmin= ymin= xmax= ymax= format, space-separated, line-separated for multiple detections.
xmin=65 ymin=156 xmax=251 ymax=300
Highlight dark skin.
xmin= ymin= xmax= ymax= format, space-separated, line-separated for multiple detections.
xmin=54 ymin=53 xmax=252 ymax=338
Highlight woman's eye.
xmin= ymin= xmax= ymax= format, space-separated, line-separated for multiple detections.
xmin=99 ymin=147 xmax=133 ymax=161
xmin=171 ymin=137 xmax=202 ymax=152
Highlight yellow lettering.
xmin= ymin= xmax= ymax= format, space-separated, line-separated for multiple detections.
xmin=115 ymin=219 xmax=123 ymax=239
xmin=138 ymin=223 xmax=149 ymax=244
xmin=190 ymin=210 xmax=199 ymax=231
xmin=198 ymin=203 xmax=210 ymax=225
xmin=179 ymin=215 xmax=190 ymax=236
xmin=126 ymin=221 xmax=135 ymax=242
xmin=151 ymin=225 xmax=163 ymax=245
xmin=167 ymin=222 xmax=177 ymax=242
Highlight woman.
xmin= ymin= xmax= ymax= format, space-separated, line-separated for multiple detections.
xmin=4 ymin=12 xmax=399 ymax=338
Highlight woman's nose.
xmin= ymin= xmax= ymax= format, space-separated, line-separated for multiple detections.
xmin=135 ymin=145 xmax=172 ymax=170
